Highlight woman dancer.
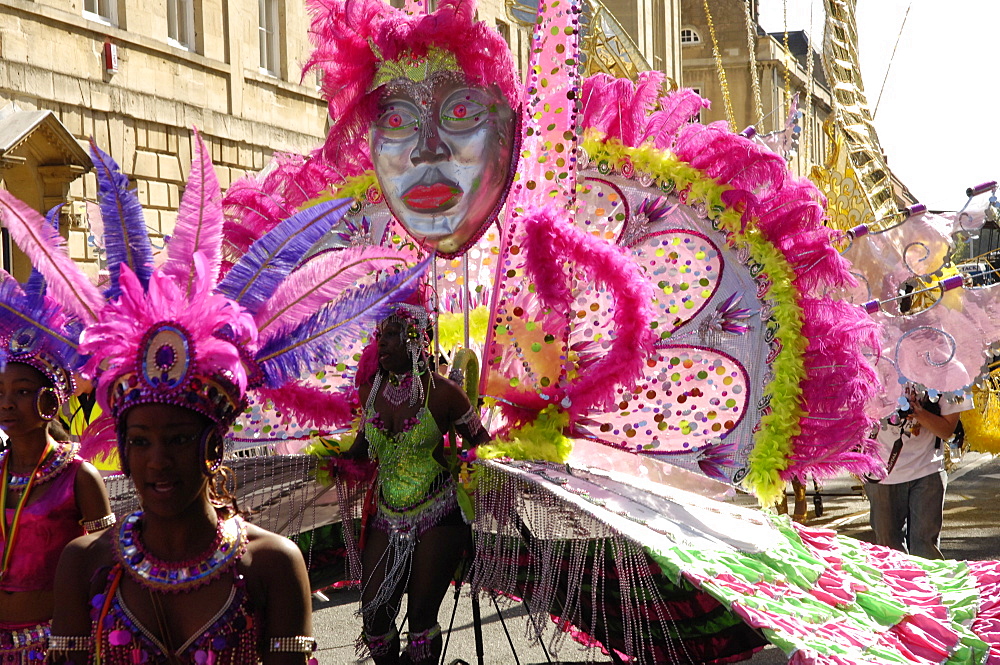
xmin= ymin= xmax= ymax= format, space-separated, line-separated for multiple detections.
xmin=345 ymin=304 xmax=489 ymax=665
xmin=36 ymin=190 xmax=330 ymax=661
xmin=0 ymin=276 xmax=113 ymax=663
xmin=43 ymin=267 xmax=320 ymax=663
xmin=49 ymin=394 xmax=315 ymax=664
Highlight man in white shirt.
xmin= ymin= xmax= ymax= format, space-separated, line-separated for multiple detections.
xmin=865 ymin=388 xmax=971 ymax=559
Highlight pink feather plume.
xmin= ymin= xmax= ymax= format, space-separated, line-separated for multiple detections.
xmin=303 ymin=0 xmax=519 ymax=176
xmin=163 ymin=129 xmax=225 ymax=295
xmin=0 ymin=190 xmax=103 ymax=324
xmin=258 ymin=381 xmax=358 ymax=429
xmin=520 ymin=205 xmax=657 ymax=417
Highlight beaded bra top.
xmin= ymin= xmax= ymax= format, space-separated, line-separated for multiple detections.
xmin=364 ymin=406 xmax=444 ymax=509
xmin=97 ymin=511 xmax=260 ymax=663
xmin=93 ymin=566 xmax=261 ymax=664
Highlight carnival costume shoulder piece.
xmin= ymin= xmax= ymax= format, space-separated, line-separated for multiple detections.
xmin=212 ymin=0 xmax=1000 ymax=661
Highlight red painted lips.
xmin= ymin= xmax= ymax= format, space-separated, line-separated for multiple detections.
xmin=401 ymin=182 xmax=462 ymax=211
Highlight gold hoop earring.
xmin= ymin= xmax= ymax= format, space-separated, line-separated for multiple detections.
xmin=35 ymin=387 xmax=58 ymax=421
xmin=203 ymin=433 xmax=224 ymax=475
xmin=210 ymin=465 xmax=239 ymax=516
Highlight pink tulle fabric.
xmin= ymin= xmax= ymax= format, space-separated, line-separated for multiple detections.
xmin=302 ymin=0 xmax=519 ymax=179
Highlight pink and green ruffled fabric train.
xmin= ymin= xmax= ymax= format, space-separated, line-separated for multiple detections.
xmin=467 ymin=459 xmax=1000 ymax=665
xmin=664 ymin=519 xmax=1000 ymax=664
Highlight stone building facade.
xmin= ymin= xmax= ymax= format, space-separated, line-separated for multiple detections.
xmin=678 ymin=0 xmax=833 ymax=178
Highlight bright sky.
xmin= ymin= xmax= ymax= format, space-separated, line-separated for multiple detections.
xmin=757 ymin=1 xmax=999 ymax=211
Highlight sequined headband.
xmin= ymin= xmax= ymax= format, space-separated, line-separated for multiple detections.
xmin=378 ymin=304 xmax=432 ymax=344
xmin=107 ymin=322 xmax=245 ymax=428
xmin=368 ymin=42 xmax=462 ymax=92
xmin=2 ymin=331 xmax=76 ymax=403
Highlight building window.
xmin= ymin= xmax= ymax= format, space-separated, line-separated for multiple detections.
xmin=691 ymin=87 xmax=703 ymax=123
xmin=680 ymin=28 xmax=701 ymax=45
xmin=84 ymin=0 xmax=117 ymax=25
xmin=258 ymin=0 xmax=281 ymax=76
xmin=496 ymin=19 xmax=511 ymax=47
xmin=167 ymin=0 xmax=195 ymax=50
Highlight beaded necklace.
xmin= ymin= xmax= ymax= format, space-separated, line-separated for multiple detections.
xmin=382 ymin=372 xmax=414 ymax=407
xmin=113 ymin=511 xmax=247 ymax=594
xmin=0 ymin=440 xmax=79 ymax=492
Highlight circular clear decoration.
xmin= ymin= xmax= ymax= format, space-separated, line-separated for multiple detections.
xmin=8 ymin=326 xmax=38 ymax=354
xmin=141 ymin=324 xmax=192 ymax=389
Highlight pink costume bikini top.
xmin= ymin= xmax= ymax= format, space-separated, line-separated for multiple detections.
xmin=0 ymin=454 xmax=84 ymax=593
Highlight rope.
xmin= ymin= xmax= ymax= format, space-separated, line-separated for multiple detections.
xmin=874 ymin=2 xmax=913 ymax=118
xmin=782 ymin=0 xmax=792 ymax=99
xmin=702 ymin=0 xmax=736 ymax=130
xmin=804 ymin=2 xmax=816 ymax=164
xmin=743 ymin=0 xmax=763 ymax=126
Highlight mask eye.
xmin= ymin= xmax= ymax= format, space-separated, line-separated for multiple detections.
xmin=376 ymin=104 xmax=419 ymax=138
xmin=440 ymin=96 xmax=489 ymax=132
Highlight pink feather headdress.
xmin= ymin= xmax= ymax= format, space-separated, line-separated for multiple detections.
xmin=302 ymin=0 xmax=520 ymax=177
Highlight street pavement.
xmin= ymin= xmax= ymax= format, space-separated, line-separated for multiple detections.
xmin=309 ymin=451 xmax=1000 ymax=664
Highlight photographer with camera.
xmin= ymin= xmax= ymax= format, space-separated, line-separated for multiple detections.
xmin=865 ymin=386 xmax=971 ymax=559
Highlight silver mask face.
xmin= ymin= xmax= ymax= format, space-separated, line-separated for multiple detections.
xmin=370 ymin=74 xmax=516 ymax=256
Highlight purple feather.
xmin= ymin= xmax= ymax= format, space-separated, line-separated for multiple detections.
xmin=217 ymin=197 xmax=353 ymax=315
xmin=0 ymin=191 xmax=103 ymax=323
xmin=0 ymin=277 xmax=83 ymax=372
xmin=90 ymin=140 xmax=153 ymax=299
xmin=255 ymin=257 xmax=429 ymax=387
xmin=696 ymin=440 xmax=738 ymax=482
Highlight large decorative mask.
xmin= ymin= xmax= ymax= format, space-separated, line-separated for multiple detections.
xmin=370 ymin=69 xmax=517 ymax=257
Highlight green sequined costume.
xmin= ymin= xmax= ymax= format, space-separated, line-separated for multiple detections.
xmin=361 ymin=405 xmax=464 ymax=626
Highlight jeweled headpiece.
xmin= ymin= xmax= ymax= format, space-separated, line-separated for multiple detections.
xmin=377 ymin=303 xmax=432 ymax=349
xmin=0 ymin=269 xmax=82 ymax=403
xmin=372 ymin=303 xmax=434 ymax=406
xmin=368 ymin=43 xmax=461 ymax=91
xmin=0 ymin=131 xmax=427 ymax=469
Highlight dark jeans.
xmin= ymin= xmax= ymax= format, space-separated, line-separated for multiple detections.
xmin=865 ymin=469 xmax=946 ymax=559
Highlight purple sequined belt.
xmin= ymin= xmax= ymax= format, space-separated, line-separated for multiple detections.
xmin=371 ymin=474 xmax=460 ymax=541
xmin=0 ymin=620 xmax=49 ymax=663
